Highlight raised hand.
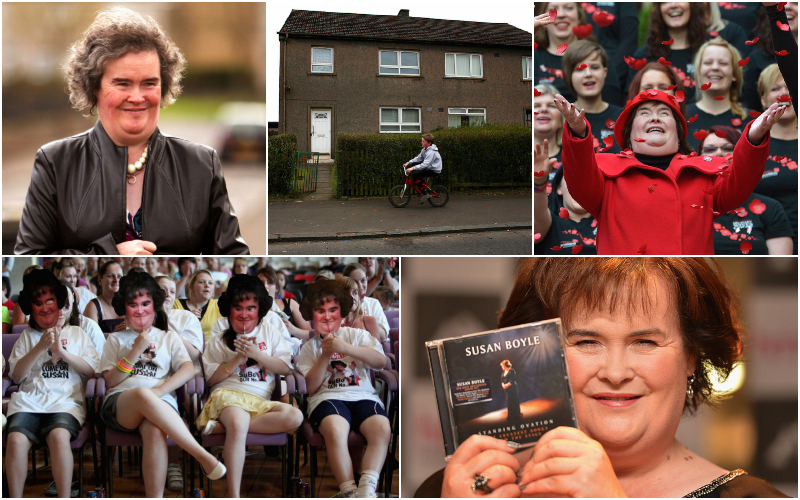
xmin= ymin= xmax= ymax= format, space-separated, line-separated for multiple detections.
xmin=553 ymin=94 xmax=587 ymax=137
xmin=49 ymin=327 xmax=63 ymax=362
xmin=131 ymin=328 xmax=152 ymax=354
xmin=748 ymin=102 xmax=788 ymax=144
xmin=36 ymin=328 xmax=56 ymax=354
xmin=534 ymin=139 xmax=558 ymax=186
xmin=534 ymin=12 xmax=555 ymax=30
xmin=321 ymin=335 xmax=348 ymax=357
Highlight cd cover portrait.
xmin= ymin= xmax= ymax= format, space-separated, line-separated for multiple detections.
xmin=427 ymin=319 xmax=577 ymax=458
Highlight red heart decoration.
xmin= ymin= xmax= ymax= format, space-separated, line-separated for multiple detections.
xmin=534 ymin=43 xmax=538 ymax=49
xmin=559 ymin=207 xmax=570 ymax=220
xmin=749 ymin=199 xmax=767 ymax=214
xmin=603 ymin=135 xmax=614 ymax=147
xmin=658 ymin=57 xmax=672 ymax=66
xmin=714 ymin=96 xmax=725 ymax=101
xmin=549 ymin=9 xmax=557 ymax=23
xmin=534 ymin=171 xmax=546 ymax=177
xmin=700 ymin=82 xmax=712 ymax=91
xmin=624 ymin=56 xmax=647 ymax=70
xmin=749 ymin=110 xmax=761 ymax=118
xmin=637 ymin=244 xmax=647 ymax=254
xmin=693 ymin=130 xmax=708 ymax=140
xmin=576 ymin=63 xmax=589 ymax=70
xmin=662 ymin=38 xmax=674 ymax=45
xmin=584 ymin=3 xmax=596 ymax=14
xmin=605 ymin=119 xmax=615 ymax=130
xmin=745 ymin=37 xmax=759 ymax=45
xmin=689 ymin=151 xmax=698 ymax=157
xmin=665 ymin=84 xmax=676 ymax=90
xmin=740 ymin=241 xmax=752 ymax=255
xmin=709 ymin=30 xmax=719 ymax=37
xmin=778 ymin=2 xmax=787 ymax=10
xmin=534 ymin=88 xmax=541 ymax=97
xmin=571 ymin=244 xmax=583 ymax=254
xmin=551 ymin=246 xmax=563 ymax=251
xmin=777 ymin=94 xmax=792 ymax=102
xmin=597 ymin=145 xmax=613 ymax=152
xmin=674 ymin=90 xmax=685 ymax=103
xmin=738 ymin=57 xmax=750 ymax=67
xmin=648 ymin=184 xmax=656 ymax=193
xmin=573 ymin=24 xmax=593 ymax=39
xmin=634 ymin=138 xmax=647 ymax=142
xmin=731 ymin=118 xmax=742 ymax=126
xmin=776 ymin=21 xmax=790 ymax=31
xmin=715 ymin=130 xmax=727 ymax=138
xmin=593 ymin=11 xmax=615 ymax=27
xmin=534 ymin=112 xmax=539 ymax=115
xmin=688 ymin=114 xmax=699 ymax=123
xmin=775 ymin=49 xmax=790 ymax=56
xmin=557 ymin=44 xmax=569 ymax=55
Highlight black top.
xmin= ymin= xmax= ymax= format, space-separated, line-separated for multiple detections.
xmin=741 ymin=45 xmax=775 ymax=112
xmin=633 ymin=152 xmax=678 ymax=171
xmin=684 ymin=103 xmax=748 ymax=152
xmin=716 ymin=21 xmax=750 ymax=59
xmin=535 ymin=167 xmax=598 ymax=255
xmin=766 ymin=3 xmax=798 ymax=114
xmin=585 ymin=103 xmax=624 ymax=154
xmin=713 ymin=193 xmax=793 ymax=255
xmin=582 ymin=2 xmax=640 ymax=92
xmin=718 ymin=2 xmax=764 ymax=39
xmin=629 ymin=46 xmax=698 ymax=102
xmin=752 ymin=136 xmax=799 ymax=253
xmin=534 ymin=49 xmax=624 ymax=107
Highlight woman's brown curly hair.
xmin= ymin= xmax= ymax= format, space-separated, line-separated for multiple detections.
xmin=64 ymin=7 xmax=186 ymax=116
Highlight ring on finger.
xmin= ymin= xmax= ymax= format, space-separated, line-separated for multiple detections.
xmin=472 ymin=473 xmax=493 ymax=494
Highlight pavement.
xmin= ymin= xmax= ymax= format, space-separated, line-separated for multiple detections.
xmin=268 ymin=194 xmax=532 ymax=244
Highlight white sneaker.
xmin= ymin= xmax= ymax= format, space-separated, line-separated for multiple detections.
xmin=166 ymin=463 xmax=183 ymax=492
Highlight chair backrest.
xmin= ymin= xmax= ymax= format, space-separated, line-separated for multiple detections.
xmin=11 ymin=324 xmax=27 ymax=334
xmin=2 ymin=333 xmax=22 ymax=377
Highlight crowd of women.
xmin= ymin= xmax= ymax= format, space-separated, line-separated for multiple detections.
xmin=534 ymin=2 xmax=798 ymax=255
xmin=2 ymin=257 xmax=399 ymax=498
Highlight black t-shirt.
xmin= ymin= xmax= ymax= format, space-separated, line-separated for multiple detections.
xmin=581 ymin=2 xmax=640 ymax=91
xmin=544 ymin=148 xmax=563 ymax=194
xmin=585 ymin=104 xmax=624 ymax=154
xmin=751 ymin=136 xmax=798 ymax=252
xmin=713 ymin=193 xmax=793 ymax=254
xmin=629 ymin=46 xmax=697 ymax=102
xmin=535 ymin=49 xmax=624 ymax=107
xmin=718 ymin=2 xmax=764 ymax=38
xmin=716 ymin=21 xmax=750 ymax=60
xmin=741 ymin=46 xmax=775 ymax=112
xmin=684 ymin=103 xmax=748 ymax=152
xmin=534 ymin=195 xmax=598 ymax=255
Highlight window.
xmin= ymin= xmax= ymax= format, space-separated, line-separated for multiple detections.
xmin=525 ymin=109 xmax=532 ymax=128
xmin=445 ymin=53 xmax=483 ymax=78
xmin=380 ymin=107 xmax=421 ymax=133
xmin=448 ymin=108 xmax=486 ymax=128
xmin=523 ymin=56 xmax=532 ymax=80
xmin=311 ymin=47 xmax=333 ymax=73
xmin=379 ymin=50 xmax=420 ymax=75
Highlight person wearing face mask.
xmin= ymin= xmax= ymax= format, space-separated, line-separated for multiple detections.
xmin=5 ymin=270 xmax=99 ymax=498
xmin=553 ymin=86 xmax=786 ymax=254
xmin=296 ymin=280 xmax=391 ymax=499
xmin=343 ymin=263 xmax=390 ymax=342
xmin=198 ymin=274 xmax=302 ymax=498
xmin=696 ymin=126 xmax=793 ymax=255
xmin=534 ymin=3 xmax=623 ymax=106
xmin=685 ymin=38 xmax=750 ymax=151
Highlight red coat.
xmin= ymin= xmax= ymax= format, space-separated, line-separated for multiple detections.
xmin=562 ymin=120 xmax=770 ymax=254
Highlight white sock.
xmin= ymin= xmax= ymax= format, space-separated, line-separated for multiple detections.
xmin=356 ymin=469 xmax=380 ymax=497
xmin=339 ymin=479 xmax=357 ymax=497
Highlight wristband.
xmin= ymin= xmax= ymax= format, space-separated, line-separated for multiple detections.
xmin=534 ymin=184 xmax=547 ymax=193
xmin=224 ymin=362 xmax=235 ymax=375
xmin=122 ymin=357 xmax=134 ymax=366
xmin=117 ymin=359 xmax=133 ymax=373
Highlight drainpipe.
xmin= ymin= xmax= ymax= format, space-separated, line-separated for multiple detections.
xmin=281 ymin=33 xmax=287 ymax=134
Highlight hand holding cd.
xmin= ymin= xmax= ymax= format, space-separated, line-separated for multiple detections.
xmin=441 ymin=435 xmax=522 ymax=497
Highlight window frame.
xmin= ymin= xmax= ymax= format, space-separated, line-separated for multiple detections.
xmin=379 ymin=50 xmax=420 ymax=76
xmin=447 ymin=107 xmax=487 ymax=128
xmin=379 ymin=107 xmax=422 ymax=133
xmin=310 ymin=47 xmax=334 ymax=73
xmin=445 ymin=52 xmax=483 ymax=78
xmin=523 ymin=56 xmax=532 ymax=80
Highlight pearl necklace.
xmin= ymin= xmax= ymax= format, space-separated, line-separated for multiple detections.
xmin=126 ymin=142 xmax=150 ymax=185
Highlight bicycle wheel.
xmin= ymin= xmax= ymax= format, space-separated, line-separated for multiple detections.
xmin=428 ymin=185 xmax=450 ymax=207
xmin=389 ymin=184 xmax=412 ymax=208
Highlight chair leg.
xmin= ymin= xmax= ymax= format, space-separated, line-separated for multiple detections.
xmin=107 ymin=445 xmax=114 ymax=498
xmin=182 ymin=448 xmax=188 ymax=499
xmin=118 ymin=446 xmax=123 ymax=478
xmin=31 ymin=448 xmax=36 ymax=481
xmin=77 ymin=445 xmax=85 ymax=498
xmin=310 ymin=445 xmax=317 ymax=496
xmin=281 ymin=443 xmax=288 ymax=497
xmin=90 ymin=425 xmax=100 ymax=488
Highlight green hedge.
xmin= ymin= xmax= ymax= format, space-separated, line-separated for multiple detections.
xmin=336 ymin=124 xmax=532 ymax=196
xmin=268 ymin=133 xmax=298 ymax=195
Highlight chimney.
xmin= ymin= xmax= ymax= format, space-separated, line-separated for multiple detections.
xmin=398 ymin=9 xmax=409 ymax=17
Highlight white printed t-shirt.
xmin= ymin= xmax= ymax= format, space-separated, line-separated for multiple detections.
xmin=296 ymin=326 xmax=384 ymax=415
xmin=8 ymin=325 xmax=100 ymax=425
xmin=265 ymin=309 xmax=300 ymax=355
xmin=99 ymin=327 xmax=191 ymax=411
xmin=75 ymin=286 xmax=96 ymax=315
xmin=80 ymin=315 xmax=105 ymax=358
xmin=362 ymin=297 xmax=389 ymax=341
xmin=203 ymin=318 xmax=293 ymax=399
xmin=167 ymin=308 xmax=205 ymax=373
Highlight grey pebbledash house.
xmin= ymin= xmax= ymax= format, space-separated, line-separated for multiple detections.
xmin=277 ymin=8 xmax=532 ymax=157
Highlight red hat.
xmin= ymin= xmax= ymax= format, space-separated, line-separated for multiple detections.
xmin=614 ymin=89 xmax=687 ymax=149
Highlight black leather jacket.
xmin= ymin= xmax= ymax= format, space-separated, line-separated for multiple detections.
xmin=14 ymin=120 xmax=250 ymax=255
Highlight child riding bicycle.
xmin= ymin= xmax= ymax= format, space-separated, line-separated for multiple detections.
xmin=404 ymin=133 xmax=442 ymax=204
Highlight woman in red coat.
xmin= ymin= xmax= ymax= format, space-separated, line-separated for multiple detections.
xmin=550 ymin=89 xmax=786 ymax=254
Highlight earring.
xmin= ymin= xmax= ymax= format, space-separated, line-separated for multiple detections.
xmin=686 ymin=374 xmax=695 ymax=399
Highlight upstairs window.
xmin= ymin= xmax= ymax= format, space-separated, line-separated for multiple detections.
xmin=523 ymin=56 xmax=532 ymax=80
xmin=311 ymin=47 xmax=333 ymax=73
xmin=445 ymin=53 xmax=482 ymax=78
xmin=380 ymin=50 xmax=420 ymax=75
xmin=380 ymin=107 xmax=421 ymax=133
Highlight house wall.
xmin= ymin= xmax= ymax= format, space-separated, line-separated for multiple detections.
xmin=278 ymin=36 xmax=532 ymax=155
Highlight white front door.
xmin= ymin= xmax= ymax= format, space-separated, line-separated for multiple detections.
xmin=311 ymin=109 xmax=331 ymax=154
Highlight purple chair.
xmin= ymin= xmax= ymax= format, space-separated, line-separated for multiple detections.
xmin=385 ymin=310 xmax=399 ymax=330
xmin=389 ymin=328 xmax=399 ymax=369
xmin=193 ymin=372 xmax=295 ymax=497
xmin=11 ymin=324 xmax=27 ymax=334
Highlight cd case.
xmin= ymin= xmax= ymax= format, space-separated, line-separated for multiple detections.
xmin=427 ymin=318 xmax=577 ymax=459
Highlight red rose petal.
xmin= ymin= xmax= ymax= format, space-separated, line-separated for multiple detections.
xmin=749 ymin=110 xmax=761 ymax=118
xmin=557 ymin=44 xmax=569 ymax=55
xmin=740 ymin=241 xmax=752 ymax=255
xmin=693 ymin=130 xmax=708 ymax=140
xmin=571 ymin=244 xmax=583 ymax=254
xmin=738 ymin=57 xmax=750 ymax=67
xmin=551 ymin=246 xmax=563 ymax=251
xmin=731 ymin=118 xmax=742 ymax=126
xmin=665 ymin=84 xmax=676 ymax=90
xmin=775 ymin=49 xmax=790 ymax=56
xmin=584 ymin=3 xmax=596 ymax=14
xmin=534 ymin=171 xmax=546 ymax=177
xmin=634 ymin=138 xmax=647 ymax=142
xmin=714 ymin=96 xmax=725 ymax=100
xmin=576 ymin=63 xmax=588 ymax=70
xmin=534 ymin=42 xmax=538 ymax=49
xmin=603 ymin=135 xmax=614 ymax=147
xmin=534 ymin=233 xmax=541 ymax=241
xmin=778 ymin=2 xmax=787 ymax=10
xmin=658 ymin=57 xmax=672 ymax=66
xmin=714 ymin=130 xmax=727 ymax=138
xmin=687 ymin=114 xmax=699 ymax=123
xmin=709 ymin=30 xmax=719 ymax=37
xmin=648 ymin=184 xmax=656 ymax=193
xmin=674 ymin=90 xmax=685 ymax=103
xmin=688 ymin=151 xmax=698 ymax=157
xmin=597 ymin=145 xmax=613 ymax=152
xmin=593 ymin=11 xmax=615 ymax=27
xmin=662 ymin=38 xmax=674 ymax=45
xmin=777 ymin=94 xmax=792 ymax=102
xmin=573 ymin=24 xmax=593 ymax=39
xmin=549 ymin=9 xmax=557 ymax=23
xmin=559 ymin=207 xmax=570 ymax=220
xmin=749 ymin=199 xmax=767 ymax=214
xmin=703 ymin=184 xmax=720 ymax=195
xmin=776 ymin=21 xmax=790 ymax=32
xmin=700 ymin=83 xmax=712 ymax=91
xmin=534 ymin=88 xmax=541 ymax=97
xmin=624 ymin=56 xmax=647 ymax=71
xmin=534 ymin=112 xmax=539 ymax=115
xmin=605 ymin=119 xmax=615 ymax=130
xmin=745 ymin=37 xmax=759 ymax=45
xmin=690 ymin=204 xmax=702 ymax=209
xmin=637 ymin=244 xmax=647 ymax=254
xmin=775 ymin=155 xmax=787 ymax=161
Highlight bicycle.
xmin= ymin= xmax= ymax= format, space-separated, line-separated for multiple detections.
xmin=389 ymin=166 xmax=450 ymax=208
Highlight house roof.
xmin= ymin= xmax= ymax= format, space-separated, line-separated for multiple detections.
xmin=278 ymin=9 xmax=531 ymax=48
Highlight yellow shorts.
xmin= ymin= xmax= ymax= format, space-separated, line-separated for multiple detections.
xmin=196 ymin=388 xmax=288 ymax=429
